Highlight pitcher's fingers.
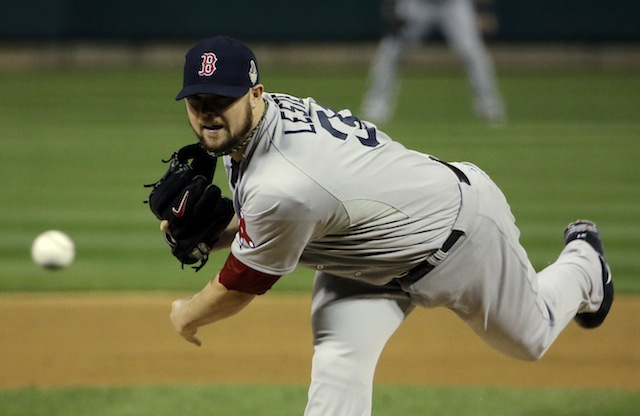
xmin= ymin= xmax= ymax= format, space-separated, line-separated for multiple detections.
xmin=181 ymin=330 xmax=202 ymax=347
xmin=160 ymin=220 xmax=171 ymax=233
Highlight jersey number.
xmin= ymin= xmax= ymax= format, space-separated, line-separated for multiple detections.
xmin=316 ymin=107 xmax=379 ymax=147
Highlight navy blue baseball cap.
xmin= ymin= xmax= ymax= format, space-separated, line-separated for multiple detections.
xmin=175 ymin=36 xmax=259 ymax=100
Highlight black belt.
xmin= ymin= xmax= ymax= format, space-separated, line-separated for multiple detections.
xmin=399 ymin=158 xmax=470 ymax=286
xmin=400 ymin=230 xmax=465 ymax=285
xmin=430 ymin=157 xmax=470 ymax=185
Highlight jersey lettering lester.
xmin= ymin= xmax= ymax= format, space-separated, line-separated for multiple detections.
xmin=225 ymin=93 xmax=462 ymax=285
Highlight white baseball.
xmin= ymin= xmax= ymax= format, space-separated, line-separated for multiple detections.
xmin=31 ymin=230 xmax=76 ymax=270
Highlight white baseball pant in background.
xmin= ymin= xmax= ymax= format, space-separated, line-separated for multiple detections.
xmin=362 ymin=0 xmax=506 ymax=124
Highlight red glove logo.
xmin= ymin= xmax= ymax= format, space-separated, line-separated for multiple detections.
xmin=171 ymin=190 xmax=190 ymax=218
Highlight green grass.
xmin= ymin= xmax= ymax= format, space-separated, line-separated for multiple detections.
xmin=0 ymin=384 xmax=638 ymax=416
xmin=0 ymin=67 xmax=638 ymax=292
xmin=0 ymin=66 xmax=638 ymax=415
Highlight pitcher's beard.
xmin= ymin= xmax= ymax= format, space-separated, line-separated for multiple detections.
xmin=195 ymin=101 xmax=254 ymax=157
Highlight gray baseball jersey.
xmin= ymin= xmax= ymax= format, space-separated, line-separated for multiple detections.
xmin=220 ymin=92 xmax=603 ymax=416
xmin=225 ymin=92 xmax=462 ymax=285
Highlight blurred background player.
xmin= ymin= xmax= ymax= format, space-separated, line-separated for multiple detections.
xmin=361 ymin=0 xmax=506 ymax=125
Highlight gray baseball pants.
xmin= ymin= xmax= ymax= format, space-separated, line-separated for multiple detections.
xmin=304 ymin=163 xmax=603 ymax=415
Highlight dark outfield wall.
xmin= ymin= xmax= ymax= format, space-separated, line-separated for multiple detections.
xmin=1 ymin=0 xmax=638 ymax=42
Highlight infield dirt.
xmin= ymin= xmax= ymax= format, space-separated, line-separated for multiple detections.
xmin=1 ymin=293 xmax=638 ymax=390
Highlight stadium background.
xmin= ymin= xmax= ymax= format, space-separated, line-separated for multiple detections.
xmin=2 ymin=0 xmax=640 ymax=42
xmin=1 ymin=1 xmax=639 ymax=73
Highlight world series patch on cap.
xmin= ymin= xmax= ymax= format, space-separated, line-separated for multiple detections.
xmin=176 ymin=36 xmax=259 ymax=100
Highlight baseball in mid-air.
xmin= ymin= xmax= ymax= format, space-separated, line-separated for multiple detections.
xmin=31 ymin=230 xmax=76 ymax=270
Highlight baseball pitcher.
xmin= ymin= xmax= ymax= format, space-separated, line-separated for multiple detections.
xmin=146 ymin=36 xmax=613 ymax=416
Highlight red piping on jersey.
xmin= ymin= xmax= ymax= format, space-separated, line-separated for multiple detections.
xmin=219 ymin=253 xmax=282 ymax=295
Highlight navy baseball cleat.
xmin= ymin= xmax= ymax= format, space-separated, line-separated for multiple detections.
xmin=564 ymin=220 xmax=614 ymax=329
